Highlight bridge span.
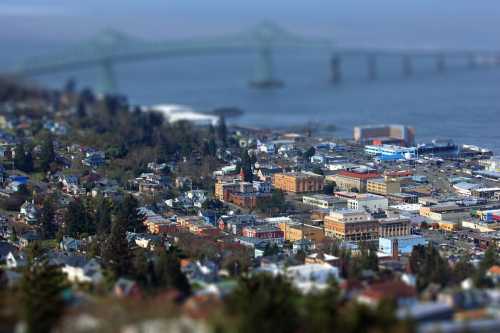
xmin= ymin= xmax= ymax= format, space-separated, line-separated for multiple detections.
xmin=12 ymin=22 xmax=500 ymax=94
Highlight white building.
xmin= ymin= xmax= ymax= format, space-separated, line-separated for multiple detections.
xmin=347 ymin=193 xmax=388 ymax=212
xmin=286 ymin=263 xmax=339 ymax=293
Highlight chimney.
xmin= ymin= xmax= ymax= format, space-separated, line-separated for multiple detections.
xmin=392 ymin=239 xmax=399 ymax=260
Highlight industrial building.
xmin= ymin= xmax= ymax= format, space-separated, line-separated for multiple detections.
xmin=354 ymin=124 xmax=415 ymax=146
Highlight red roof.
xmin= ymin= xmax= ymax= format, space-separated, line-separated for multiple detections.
xmin=361 ymin=280 xmax=417 ymax=301
xmin=338 ymin=170 xmax=381 ymax=180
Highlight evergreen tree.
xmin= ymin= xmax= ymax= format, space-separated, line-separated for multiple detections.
xmin=227 ymin=274 xmax=300 ymax=333
xmin=14 ymin=143 xmax=26 ymax=171
xmin=116 ymin=195 xmax=145 ymax=232
xmin=409 ymin=244 xmax=450 ymax=291
xmin=95 ymin=196 xmax=112 ymax=235
xmin=64 ymin=200 xmax=94 ymax=237
xmin=39 ymin=133 xmax=56 ymax=172
xmin=39 ymin=196 xmax=57 ymax=239
xmin=217 ymin=116 xmax=227 ymax=147
xmin=303 ymin=146 xmax=316 ymax=161
xmin=24 ymin=149 xmax=34 ymax=173
xmin=156 ymin=248 xmax=191 ymax=296
xmin=76 ymin=99 xmax=87 ymax=118
xmin=102 ymin=218 xmax=131 ymax=277
xmin=20 ymin=262 xmax=68 ymax=333
xmin=239 ymin=149 xmax=253 ymax=182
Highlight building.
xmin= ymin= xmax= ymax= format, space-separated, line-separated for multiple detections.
xmin=324 ymin=210 xmax=378 ymax=242
xmin=278 ymin=221 xmax=325 ymax=243
xmin=333 ymin=170 xmax=381 ymax=193
xmin=378 ymin=217 xmax=411 ymax=238
xmin=387 ymin=192 xmax=419 ymax=204
xmin=379 ymin=235 xmax=428 ymax=255
xmin=241 ymin=225 xmax=284 ymax=244
xmin=354 ymin=124 xmax=415 ymax=146
xmin=302 ymin=194 xmax=347 ymax=209
xmin=347 ymin=193 xmax=388 ymax=212
xmin=367 ymin=177 xmax=401 ymax=196
xmin=273 ymin=172 xmax=324 ymax=193
xmin=364 ymin=145 xmax=417 ymax=161
xmin=419 ymin=205 xmax=470 ymax=222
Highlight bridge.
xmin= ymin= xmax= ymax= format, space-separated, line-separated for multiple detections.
xmin=13 ymin=21 xmax=500 ymax=94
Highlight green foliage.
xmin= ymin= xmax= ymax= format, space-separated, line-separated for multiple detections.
xmin=226 ymin=274 xmax=301 ymax=333
xmin=217 ymin=116 xmax=227 ymax=147
xmin=116 ymin=195 xmax=145 ymax=233
xmin=409 ymin=244 xmax=450 ymax=291
xmin=238 ymin=149 xmax=253 ymax=182
xmin=256 ymin=190 xmax=288 ymax=215
xmin=94 ymin=196 xmax=112 ymax=235
xmin=102 ymin=218 xmax=132 ymax=277
xmin=39 ymin=196 xmax=57 ymax=239
xmin=323 ymin=181 xmax=336 ymax=195
xmin=155 ymin=247 xmax=191 ymax=296
xmin=14 ymin=143 xmax=34 ymax=173
xmin=64 ymin=200 xmax=95 ymax=237
xmin=303 ymin=146 xmax=316 ymax=160
xmin=263 ymin=243 xmax=280 ymax=257
xmin=474 ymin=244 xmax=499 ymax=287
xmin=39 ymin=132 xmax=55 ymax=172
xmin=20 ymin=262 xmax=68 ymax=333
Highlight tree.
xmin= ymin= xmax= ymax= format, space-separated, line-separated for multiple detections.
xmin=102 ymin=218 xmax=131 ymax=277
xmin=226 ymin=274 xmax=301 ymax=333
xmin=238 ymin=149 xmax=253 ymax=182
xmin=263 ymin=243 xmax=280 ymax=257
xmin=39 ymin=196 xmax=57 ymax=239
xmin=323 ymin=182 xmax=336 ymax=195
xmin=95 ymin=196 xmax=112 ymax=235
xmin=116 ymin=195 xmax=145 ymax=233
xmin=409 ymin=244 xmax=450 ymax=291
xmin=475 ymin=244 xmax=498 ymax=287
xmin=217 ymin=116 xmax=227 ymax=147
xmin=39 ymin=133 xmax=56 ymax=172
xmin=303 ymin=146 xmax=316 ymax=160
xmin=14 ymin=143 xmax=33 ymax=173
xmin=155 ymin=247 xmax=191 ymax=296
xmin=64 ymin=200 xmax=94 ymax=237
xmin=20 ymin=262 xmax=68 ymax=333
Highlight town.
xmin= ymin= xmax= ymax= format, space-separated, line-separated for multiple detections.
xmin=0 ymin=77 xmax=499 ymax=333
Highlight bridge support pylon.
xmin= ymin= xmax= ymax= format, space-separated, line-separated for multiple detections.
xmin=436 ymin=54 xmax=446 ymax=73
xmin=330 ymin=54 xmax=342 ymax=83
xmin=367 ymin=54 xmax=377 ymax=80
xmin=402 ymin=55 xmax=412 ymax=78
xmin=250 ymin=44 xmax=283 ymax=88
xmin=97 ymin=58 xmax=118 ymax=95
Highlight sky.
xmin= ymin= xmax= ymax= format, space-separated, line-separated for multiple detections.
xmin=1 ymin=0 xmax=500 ymax=49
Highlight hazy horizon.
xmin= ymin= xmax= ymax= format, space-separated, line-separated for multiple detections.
xmin=1 ymin=0 xmax=500 ymax=49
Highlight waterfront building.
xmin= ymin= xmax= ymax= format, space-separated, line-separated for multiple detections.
xmin=354 ymin=124 xmax=415 ymax=146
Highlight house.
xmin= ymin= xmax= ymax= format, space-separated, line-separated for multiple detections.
xmin=19 ymin=200 xmax=38 ymax=225
xmin=5 ymin=251 xmax=27 ymax=269
xmin=82 ymin=151 xmax=105 ymax=168
xmin=0 ymin=241 xmax=17 ymax=262
xmin=61 ymin=257 xmax=103 ymax=285
xmin=181 ymin=259 xmax=219 ymax=285
xmin=286 ymin=263 xmax=339 ymax=293
xmin=114 ymin=278 xmax=142 ymax=299
xmin=60 ymin=236 xmax=82 ymax=253
xmin=357 ymin=280 xmax=418 ymax=307
xmin=486 ymin=265 xmax=500 ymax=284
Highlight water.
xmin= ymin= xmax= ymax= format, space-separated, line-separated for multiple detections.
xmin=3 ymin=48 xmax=500 ymax=152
